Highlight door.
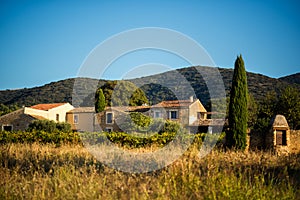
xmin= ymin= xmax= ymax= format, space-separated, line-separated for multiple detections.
xmin=276 ymin=130 xmax=287 ymax=145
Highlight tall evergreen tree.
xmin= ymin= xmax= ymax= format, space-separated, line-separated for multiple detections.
xmin=226 ymin=55 xmax=248 ymax=150
xmin=95 ymin=88 xmax=106 ymax=113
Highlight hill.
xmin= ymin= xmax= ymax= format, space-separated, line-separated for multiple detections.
xmin=0 ymin=66 xmax=299 ymax=108
xmin=279 ymin=73 xmax=300 ymax=85
xmin=131 ymin=66 xmax=297 ymax=105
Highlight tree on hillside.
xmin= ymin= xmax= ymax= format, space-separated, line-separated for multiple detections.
xmin=276 ymin=86 xmax=300 ymax=129
xmin=253 ymin=91 xmax=277 ymax=134
xmin=0 ymin=104 xmax=19 ymax=116
xmin=100 ymin=80 xmax=148 ymax=106
xmin=95 ymin=88 xmax=106 ymax=113
xmin=254 ymin=86 xmax=300 ymax=133
xmin=247 ymin=94 xmax=258 ymax=129
xmin=226 ymin=55 xmax=248 ymax=150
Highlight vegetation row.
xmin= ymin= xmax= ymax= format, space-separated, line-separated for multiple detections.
xmin=0 ymin=129 xmax=225 ymax=148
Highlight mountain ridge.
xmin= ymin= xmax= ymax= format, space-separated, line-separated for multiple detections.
xmin=0 ymin=66 xmax=299 ymax=108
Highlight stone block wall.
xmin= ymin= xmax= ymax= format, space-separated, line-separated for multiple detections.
xmin=248 ymin=131 xmax=264 ymax=150
xmin=0 ymin=109 xmax=35 ymax=131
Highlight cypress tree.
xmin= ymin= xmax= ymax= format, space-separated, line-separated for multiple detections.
xmin=227 ymin=55 xmax=248 ymax=150
xmin=95 ymin=88 xmax=106 ymax=113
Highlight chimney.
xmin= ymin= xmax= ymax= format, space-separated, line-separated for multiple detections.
xmin=189 ymin=96 xmax=194 ymax=102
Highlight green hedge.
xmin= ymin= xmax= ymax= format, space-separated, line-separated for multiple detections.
xmin=80 ymin=131 xmax=178 ymax=148
xmin=27 ymin=120 xmax=72 ymax=133
xmin=0 ymin=130 xmax=81 ymax=145
xmin=0 ymin=130 xmax=225 ymax=148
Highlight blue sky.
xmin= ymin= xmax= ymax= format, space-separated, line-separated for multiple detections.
xmin=0 ymin=0 xmax=299 ymax=90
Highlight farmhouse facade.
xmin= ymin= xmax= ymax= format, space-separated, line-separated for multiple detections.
xmin=0 ymin=103 xmax=74 ymax=131
xmin=66 ymin=107 xmax=95 ymax=132
xmin=93 ymin=106 xmax=150 ymax=132
xmin=0 ymin=98 xmax=224 ymax=134
xmin=91 ymin=97 xmax=225 ymax=133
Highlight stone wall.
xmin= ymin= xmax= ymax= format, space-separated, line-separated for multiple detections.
xmin=248 ymin=131 xmax=264 ymax=150
xmin=290 ymin=130 xmax=300 ymax=154
xmin=248 ymin=129 xmax=299 ymax=155
xmin=0 ymin=108 xmax=35 ymax=131
xmin=94 ymin=111 xmax=121 ymax=132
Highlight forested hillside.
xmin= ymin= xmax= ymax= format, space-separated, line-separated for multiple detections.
xmin=279 ymin=73 xmax=300 ymax=85
xmin=0 ymin=66 xmax=299 ymax=108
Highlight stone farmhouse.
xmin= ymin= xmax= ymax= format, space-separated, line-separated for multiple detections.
xmin=0 ymin=98 xmax=224 ymax=134
xmin=0 ymin=99 xmax=294 ymax=153
xmin=67 ymin=97 xmax=225 ymax=134
xmin=66 ymin=107 xmax=95 ymax=132
xmin=0 ymin=103 xmax=74 ymax=131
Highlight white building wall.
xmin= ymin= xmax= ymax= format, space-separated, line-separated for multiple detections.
xmin=24 ymin=107 xmax=49 ymax=119
xmin=24 ymin=103 xmax=74 ymax=122
xmin=48 ymin=104 xmax=74 ymax=122
xmin=76 ymin=113 xmax=94 ymax=132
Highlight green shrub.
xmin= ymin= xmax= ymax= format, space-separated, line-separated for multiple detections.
xmin=160 ymin=120 xmax=183 ymax=134
xmin=129 ymin=112 xmax=152 ymax=128
xmin=0 ymin=127 xmax=225 ymax=149
xmin=0 ymin=130 xmax=81 ymax=145
xmin=27 ymin=120 xmax=72 ymax=133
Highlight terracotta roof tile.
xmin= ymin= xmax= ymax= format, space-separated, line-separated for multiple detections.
xmin=30 ymin=103 xmax=67 ymax=111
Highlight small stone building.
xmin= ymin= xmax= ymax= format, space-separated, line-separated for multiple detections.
xmin=0 ymin=108 xmax=40 ymax=131
xmin=0 ymin=103 xmax=74 ymax=131
xmin=266 ymin=114 xmax=290 ymax=154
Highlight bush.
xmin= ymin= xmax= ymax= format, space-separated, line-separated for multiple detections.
xmin=0 ymin=130 xmax=226 ymax=149
xmin=129 ymin=112 xmax=152 ymax=128
xmin=27 ymin=120 xmax=72 ymax=133
xmin=0 ymin=130 xmax=81 ymax=145
xmin=160 ymin=120 xmax=184 ymax=134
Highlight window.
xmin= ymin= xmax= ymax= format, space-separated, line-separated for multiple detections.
xmin=169 ymin=110 xmax=178 ymax=119
xmin=2 ymin=125 xmax=13 ymax=131
xmin=105 ymin=127 xmax=113 ymax=132
xmin=73 ymin=114 xmax=79 ymax=124
xmin=197 ymin=112 xmax=205 ymax=119
xmin=276 ymin=130 xmax=287 ymax=145
xmin=106 ymin=112 xmax=113 ymax=124
xmin=56 ymin=114 xmax=59 ymax=122
xmin=154 ymin=111 xmax=161 ymax=118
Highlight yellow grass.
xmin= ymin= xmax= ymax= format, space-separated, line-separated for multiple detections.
xmin=0 ymin=142 xmax=299 ymax=199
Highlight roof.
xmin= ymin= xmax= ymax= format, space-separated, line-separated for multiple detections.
xmin=27 ymin=114 xmax=47 ymax=120
xmin=0 ymin=108 xmax=25 ymax=120
xmin=0 ymin=108 xmax=46 ymax=121
xmin=69 ymin=107 xmax=95 ymax=113
xmin=105 ymin=105 xmax=151 ymax=113
xmin=270 ymin=115 xmax=289 ymax=128
xmin=152 ymin=100 xmax=194 ymax=108
xmin=30 ymin=103 xmax=68 ymax=111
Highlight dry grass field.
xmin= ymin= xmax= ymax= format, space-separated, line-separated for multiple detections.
xmin=1 ymin=134 xmax=300 ymax=200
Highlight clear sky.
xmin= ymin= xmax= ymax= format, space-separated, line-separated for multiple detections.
xmin=0 ymin=0 xmax=299 ymax=90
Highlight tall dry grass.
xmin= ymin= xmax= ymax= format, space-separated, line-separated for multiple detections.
xmin=0 ymin=142 xmax=299 ymax=199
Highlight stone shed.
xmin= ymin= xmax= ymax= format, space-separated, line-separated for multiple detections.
xmin=0 ymin=108 xmax=40 ymax=131
xmin=266 ymin=114 xmax=290 ymax=154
